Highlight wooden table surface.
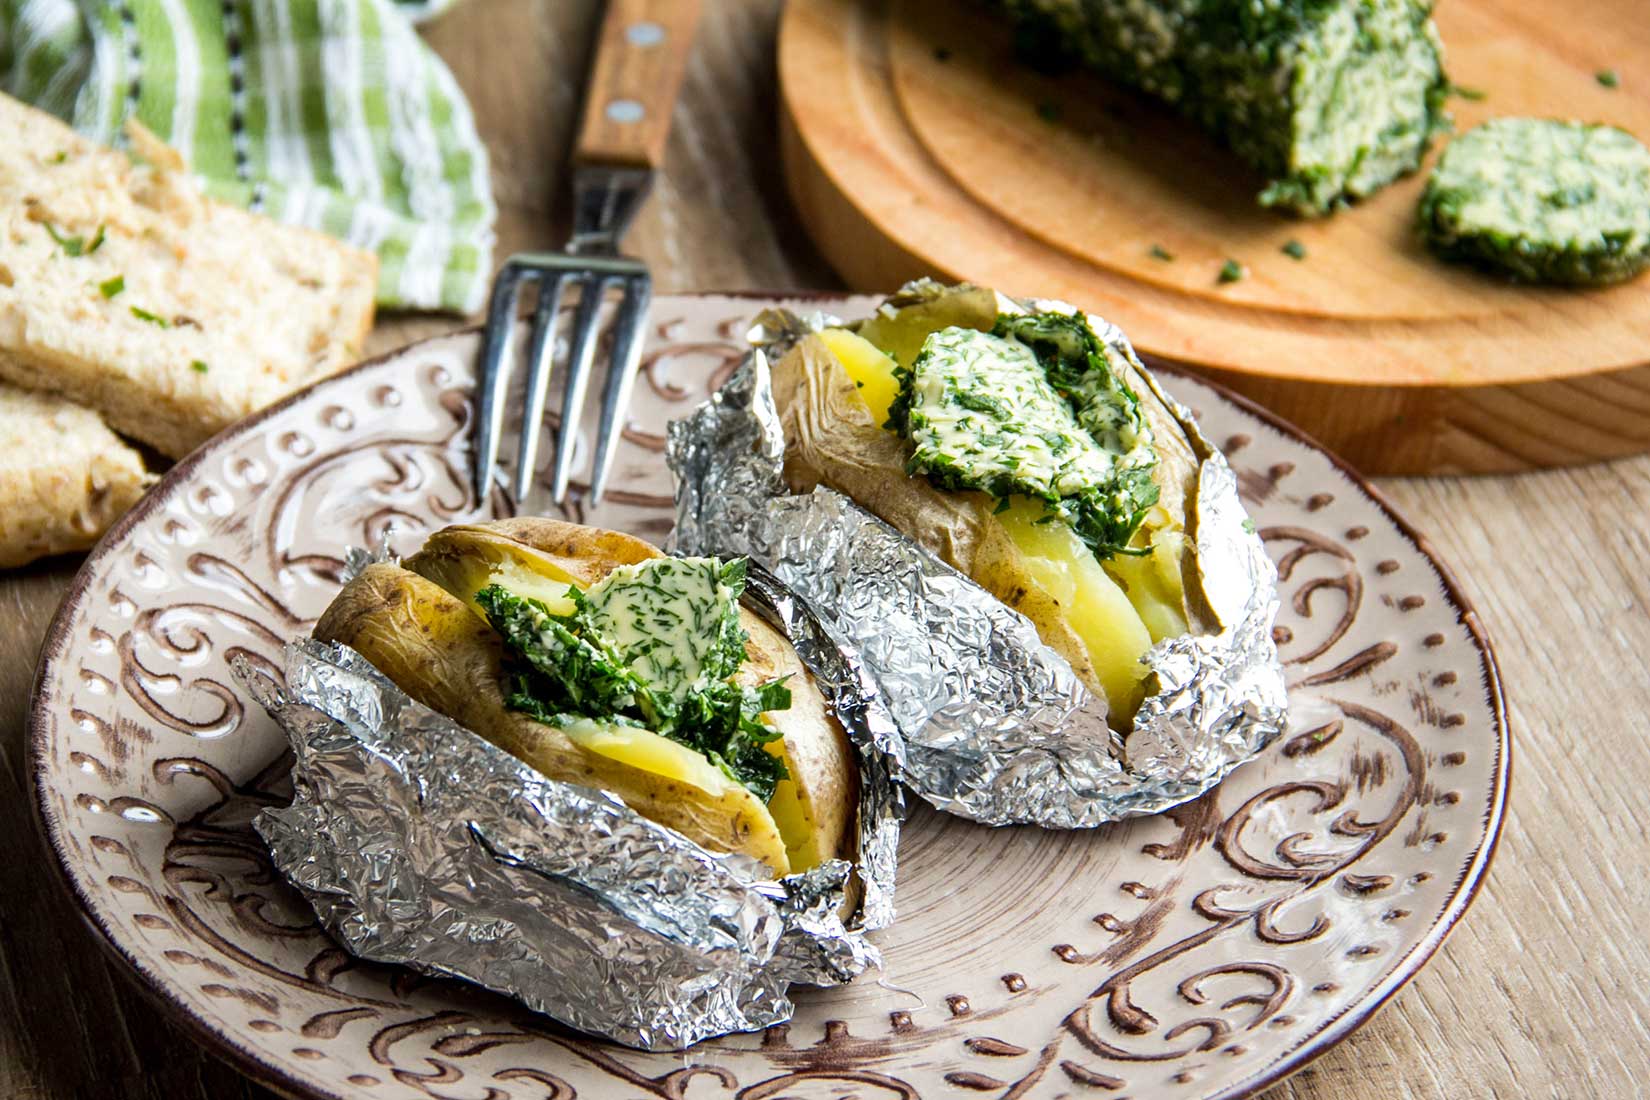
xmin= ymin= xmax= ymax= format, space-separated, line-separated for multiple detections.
xmin=0 ymin=3 xmax=1642 ymax=1097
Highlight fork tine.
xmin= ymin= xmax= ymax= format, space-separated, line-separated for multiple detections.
xmin=549 ymin=274 xmax=612 ymax=505
xmin=510 ymin=271 xmax=572 ymax=503
xmin=472 ymin=261 xmax=527 ymax=505
xmin=586 ymin=273 xmax=653 ymax=506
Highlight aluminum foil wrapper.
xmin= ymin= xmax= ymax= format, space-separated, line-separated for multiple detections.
xmin=669 ymin=284 xmax=1287 ymax=829
xmin=237 ymin=563 xmax=901 ymax=1050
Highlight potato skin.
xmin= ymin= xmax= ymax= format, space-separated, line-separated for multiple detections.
xmin=314 ymin=519 xmax=857 ymax=875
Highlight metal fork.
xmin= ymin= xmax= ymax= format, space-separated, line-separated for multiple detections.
xmin=472 ymin=0 xmax=703 ymax=508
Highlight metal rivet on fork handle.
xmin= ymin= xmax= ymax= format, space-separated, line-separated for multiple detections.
xmin=470 ymin=0 xmax=701 ymax=509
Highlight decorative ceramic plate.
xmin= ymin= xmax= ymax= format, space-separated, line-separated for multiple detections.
xmin=30 ymin=294 xmax=1507 ymax=1100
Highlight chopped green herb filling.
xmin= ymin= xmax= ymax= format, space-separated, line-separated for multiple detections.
xmin=1282 ymin=239 xmax=1308 ymax=260
xmin=98 ymin=275 xmax=124 ymax=298
xmin=887 ymin=312 xmax=1159 ymax=559
xmin=1217 ymin=259 xmax=1246 ymax=283
xmin=191 ymin=360 xmax=210 ymax=373
xmin=1149 ymin=244 xmax=1175 ymax=261
xmin=130 ymin=306 xmax=170 ymax=327
xmin=1597 ymin=69 xmax=1620 ymax=89
xmin=476 ymin=557 xmax=791 ymax=800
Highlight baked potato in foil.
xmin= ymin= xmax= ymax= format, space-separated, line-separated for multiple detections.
xmin=314 ymin=517 xmax=859 ymax=879
xmin=669 ymin=281 xmax=1287 ymax=828
xmin=245 ymin=518 xmax=901 ymax=1048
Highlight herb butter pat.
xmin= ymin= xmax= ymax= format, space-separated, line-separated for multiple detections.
xmin=1419 ymin=118 xmax=1650 ymax=285
xmin=891 ymin=313 xmax=1160 ymax=559
xmin=476 ymin=557 xmax=792 ymax=799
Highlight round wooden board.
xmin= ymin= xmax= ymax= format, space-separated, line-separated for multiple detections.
xmin=778 ymin=0 xmax=1650 ymax=474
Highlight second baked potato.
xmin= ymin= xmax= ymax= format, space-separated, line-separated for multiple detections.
xmin=314 ymin=518 xmax=857 ymax=878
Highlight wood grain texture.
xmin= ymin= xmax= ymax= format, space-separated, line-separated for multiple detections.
xmin=0 ymin=2 xmax=1641 ymax=1097
xmin=778 ymin=0 xmax=1650 ymax=475
xmin=573 ymin=0 xmax=704 ymax=169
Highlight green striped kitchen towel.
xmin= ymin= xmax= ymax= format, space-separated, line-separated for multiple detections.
xmin=0 ymin=0 xmax=495 ymax=313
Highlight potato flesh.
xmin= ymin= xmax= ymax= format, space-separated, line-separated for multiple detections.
xmin=409 ymin=533 xmax=579 ymax=619
xmin=1101 ymin=518 xmax=1190 ymax=644
xmin=995 ymin=498 xmax=1153 ymax=718
xmin=560 ymin=718 xmax=742 ymax=797
xmin=405 ymin=531 xmax=832 ymax=870
xmin=823 ymin=329 xmax=1189 ymax=718
xmin=819 ymin=329 xmax=900 ymax=425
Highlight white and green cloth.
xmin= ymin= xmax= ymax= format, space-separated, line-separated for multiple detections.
xmin=1 ymin=0 xmax=494 ymax=313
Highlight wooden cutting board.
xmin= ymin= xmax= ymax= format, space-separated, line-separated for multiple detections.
xmin=778 ymin=0 xmax=1650 ymax=474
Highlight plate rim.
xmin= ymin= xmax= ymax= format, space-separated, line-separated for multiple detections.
xmin=26 ymin=291 xmax=1511 ymax=1100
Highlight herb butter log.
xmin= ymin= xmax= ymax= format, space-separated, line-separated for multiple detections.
xmin=771 ymin=283 xmax=1220 ymax=725
xmin=314 ymin=519 xmax=858 ymax=879
xmin=989 ymin=0 xmax=1450 ymax=214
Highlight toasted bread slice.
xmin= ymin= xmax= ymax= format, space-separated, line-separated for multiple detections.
xmin=0 ymin=382 xmax=151 ymax=568
xmin=0 ymin=93 xmax=377 ymax=458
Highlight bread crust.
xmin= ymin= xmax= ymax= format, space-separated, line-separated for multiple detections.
xmin=0 ymin=383 xmax=150 ymax=568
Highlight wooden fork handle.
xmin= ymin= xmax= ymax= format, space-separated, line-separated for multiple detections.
xmin=572 ymin=0 xmax=704 ymax=170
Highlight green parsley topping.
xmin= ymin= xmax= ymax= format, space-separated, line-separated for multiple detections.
xmin=1218 ymin=259 xmax=1246 ymax=283
xmin=190 ymin=360 xmax=210 ymax=373
xmin=887 ymin=312 xmax=1159 ymax=559
xmin=44 ymin=221 xmax=104 ymax=257
xmin=130 ymin=306 xmax=169 ymax=327
xmin=51 ymin=151 xmax=68 ymax=164
xmin=1282 ymin=239 xmax=1308 ymax=260
xmin=1597 ymin=69 xmax=1620 ymax=89
xmin=1148 ymin=244 xmax=1175 ymax=261
xmin=98 ymin=275 xmax=125 ymax=298
xmin=476 ymin=557 xmax=791 ymax=800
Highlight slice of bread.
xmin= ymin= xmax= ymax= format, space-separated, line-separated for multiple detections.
xmin=0 ymin=382 xmax=152 ymax=568
xmin=0 ymin=93 xmax=378 ymax=459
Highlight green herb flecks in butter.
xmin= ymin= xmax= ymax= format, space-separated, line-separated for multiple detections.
xmin=1419 ymin=118 xmax=1650 ymax=285
xmin=989 ymin=0 xmax=1450 ymax=216
xmin=45 ymin=221 xmax=105 ymax=257
xmin=580 ymin=557 xmax=750 ymax=705
xmin=888 ymin=313 xmax=1159 ymax=559
xmin=476 ymin=557 xmax=791 ymax=800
